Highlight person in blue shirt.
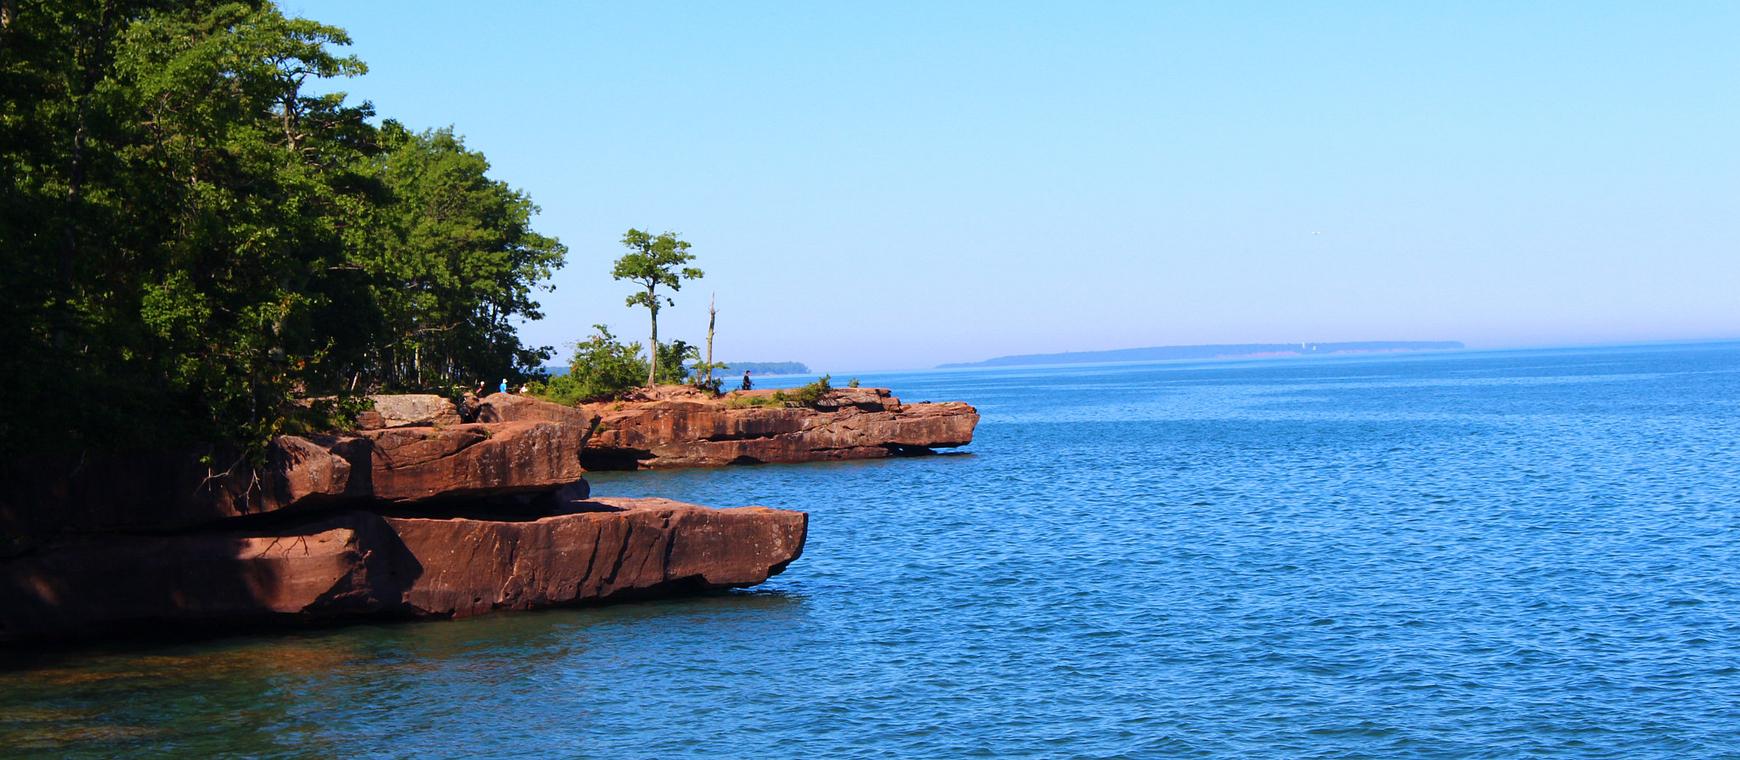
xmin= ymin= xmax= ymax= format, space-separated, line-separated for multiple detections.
xmin=499 ymin=378 xmax=508 ymax=394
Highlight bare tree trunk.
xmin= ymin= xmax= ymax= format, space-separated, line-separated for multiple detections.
xmin=705 ymin=293 xmax=716 ymax=386
xmin=646 ymin=285 xmax=659 ymax=387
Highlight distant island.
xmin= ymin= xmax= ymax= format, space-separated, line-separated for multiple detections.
xmin=728 ymin=361 xmax=811 ymax=375
xmin=938 ymin=341 xmax=1465 ymax=368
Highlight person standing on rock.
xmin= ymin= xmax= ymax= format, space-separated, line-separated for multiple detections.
xmin=499 ymin=378 xmax=508 ymax=394
xmin=740 ymin=370 xmax=753 ymax=391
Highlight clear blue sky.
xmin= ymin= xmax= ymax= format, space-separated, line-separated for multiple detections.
xmin=288 ymin=1 xmax=1738 ymax=371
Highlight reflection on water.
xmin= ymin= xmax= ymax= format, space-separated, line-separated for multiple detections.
xmin=5 ymin=342 xmax=1740 ymax=759
xmin=1 ymin=591 xmax=812 ymax=758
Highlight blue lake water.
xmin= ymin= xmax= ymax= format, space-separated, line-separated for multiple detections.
xmin=4 ymin=342 xmax=1740 ymax=759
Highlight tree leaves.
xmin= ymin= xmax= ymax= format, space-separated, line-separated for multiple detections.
xmin=348 ymin=123 xmax=565 ymax=391
xmin=0 ymin=1 xmax=563 ymax=461
xmin=611 ymin=229 xmax=701 ymax=386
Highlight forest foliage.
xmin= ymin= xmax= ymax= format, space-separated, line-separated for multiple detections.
xmin=0 ymin=0 xmax=563 ymax=461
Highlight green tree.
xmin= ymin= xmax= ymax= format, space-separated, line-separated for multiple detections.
xmin=1 ymin=0 xmax=382 ymax=460
xmin=654 ymin=339 xmax=697 ymax=384
xmin=349 ymin=122 xmax=565 ymax=391
xmin=611 ymin=229 xmax=701 ymax=387
xmin=0 ymin=0 xmax=564 ymax=465
xmin=532 ymin=324 xmax=646 ymax=403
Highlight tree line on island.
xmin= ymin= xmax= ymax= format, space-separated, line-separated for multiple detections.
xmin=0 ymin=1 xmax=799 ymax=465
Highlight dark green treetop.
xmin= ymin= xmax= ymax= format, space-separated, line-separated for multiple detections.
xmin=348 ymin=122 xmax=566 ymax=390
xmin=1 ymin=0 xmax=381 ymax=459
xmin=0 ymin=0 xmax=564 ymax=464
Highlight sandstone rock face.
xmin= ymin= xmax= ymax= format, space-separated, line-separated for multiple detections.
xmin=0 ymin=512 xmax=409 ymax=638
xmin=389 ymin=498 xmax=807 ymax=616
xmin=581 ymin=388 xmax=978 ymax=469
xmin=812 ymin=387 xmax=901 ymax=411
xmin=0 ymin=391 xmax=810 ymax=644
xmin=0 ymin=499 xmax=805 ymax=643
xmin=359 ymin=420 xmax=590 ymax=503
xmin=270 ymin=435 xmax=359 ymax=506
xmin=358 ymin=394 xmax=463 ymax=430
xmin=0 ymin=435 xmax=359 ymax=540
xmin=2 ymin=396 xmax=600 ymax=541
xmin=478 ymin=392 xmax=598 ymax=428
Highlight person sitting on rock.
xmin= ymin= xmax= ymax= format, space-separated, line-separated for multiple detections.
xmin=740 ymin=370 xmax=753 ymax=391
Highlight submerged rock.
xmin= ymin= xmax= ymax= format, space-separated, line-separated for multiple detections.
xmin=581 ymin=387 xmax=978 ymax=469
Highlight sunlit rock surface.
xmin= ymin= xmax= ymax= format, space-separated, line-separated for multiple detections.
xmin=0 ymin=498 xmax=805 ymax=643
xmin=0 ymin=395 xmax=806 ymax=644
xmin=582 ymin=387 xmax=978 ymax=469
xmin=1 ymin=397 xmax=599 ymax=537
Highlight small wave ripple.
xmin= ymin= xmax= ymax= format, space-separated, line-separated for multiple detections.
xmin=4 ymin=343 xmax=1740 ymax=759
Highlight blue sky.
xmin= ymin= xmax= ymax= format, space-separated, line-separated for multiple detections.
xmin=288 ymin=1 xmax=1738 ymax=371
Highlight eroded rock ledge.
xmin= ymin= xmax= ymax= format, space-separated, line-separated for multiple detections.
xmin=1 ymin=393 xmax=598 ymax=538
xmin=581 ymin=386 xmax=979 ymax=469
xmin=0 ymin=394 xmax=807 ymax=645
xmin=0 ymin=497 xmax=806 ymax=644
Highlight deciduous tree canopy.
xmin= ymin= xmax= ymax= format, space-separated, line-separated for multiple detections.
xmin=0 ymin=0 xmax=562 ymax=461
xmin=611 ymin=229 xmax=701 ymax=387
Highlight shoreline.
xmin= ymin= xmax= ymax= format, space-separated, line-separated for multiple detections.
xmin=0 ymin=386 xmax=977 ymax=645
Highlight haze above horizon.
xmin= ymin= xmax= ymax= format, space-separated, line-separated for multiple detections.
xmin=291 ymin=1 xmax=1739 ymax=371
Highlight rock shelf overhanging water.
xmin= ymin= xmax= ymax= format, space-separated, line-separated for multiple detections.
xmin=0 ymin=497 xmax=806 ymax=644
xmin=0 ymin=394 xmax=812 ymax=645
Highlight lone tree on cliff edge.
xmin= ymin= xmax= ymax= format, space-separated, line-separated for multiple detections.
xmin=612 ymin=229 xmax=703 ymax=387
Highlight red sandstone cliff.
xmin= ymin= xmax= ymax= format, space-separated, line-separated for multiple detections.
xmin=0 ymin=395 xmax=808 ymax=644
xmin=0 ymin=383 xmax=977 ymax=644
xmin=580 ymin=386 xmax=978 ymax=469
xmin=0 ymin=498 xmax=805 ymax=643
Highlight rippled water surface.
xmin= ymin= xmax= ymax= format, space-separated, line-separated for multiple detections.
xmin=6 ymin=343 xmax=1740 ymax=759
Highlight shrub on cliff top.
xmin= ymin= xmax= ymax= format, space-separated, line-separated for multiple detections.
xmin=529 ymin=325 xmax=644 ymax=404
xmin=793 ymin=375 xmax=833 ymax=406
xmin=529 ymin=326 xmax=698 ymax=404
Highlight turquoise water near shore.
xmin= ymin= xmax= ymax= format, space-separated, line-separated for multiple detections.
xmin=5 ymin=342 xmax=1740 ymax=758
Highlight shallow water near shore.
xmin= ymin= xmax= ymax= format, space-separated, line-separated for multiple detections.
xmin=5 ymin=341 xmax=1740 ymax=759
